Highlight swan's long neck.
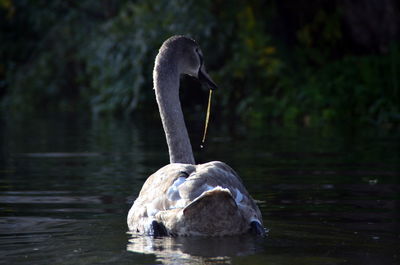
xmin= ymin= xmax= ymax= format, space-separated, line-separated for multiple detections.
xmin=153 ymin=52 xmax=195 ymax=165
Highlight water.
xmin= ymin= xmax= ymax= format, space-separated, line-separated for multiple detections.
xmin=1 ymin=115 xmax=399 ymax=265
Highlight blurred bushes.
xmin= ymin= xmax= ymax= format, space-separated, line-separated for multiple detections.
xmin=1 ymin=0 xmax=216 ymax=114
xmin=1 ymin=0 xmax=399 ymax=128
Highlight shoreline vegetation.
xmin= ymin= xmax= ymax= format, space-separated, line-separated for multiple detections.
xmin=1 ymin=0 xmax=399 ymax=129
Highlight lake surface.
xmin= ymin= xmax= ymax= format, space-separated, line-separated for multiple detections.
xmin=1 ymin=115 xmax=399 ymax=265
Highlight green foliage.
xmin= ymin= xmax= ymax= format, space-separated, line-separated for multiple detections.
xmin=2 ymin=0 xmax=216 ymax=114
xmin=1 ymin=0 xmax=102 ymax=112
xmin=1 ymin=0 xmax=399 ymax=128
xmin=80 ymin=0 xmax=216 ymax=115
xmin=278 ymin=48 xmax=400 ymax=127
xmin=211 ymin=2 xmax=283 ymax=121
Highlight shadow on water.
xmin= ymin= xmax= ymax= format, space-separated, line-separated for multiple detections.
xmin=0 ymin=114 xmax=399 ymax=265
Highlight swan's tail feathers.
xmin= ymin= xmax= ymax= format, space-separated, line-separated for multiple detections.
xmin=182 ymin=187 xmax=245 ymax=236
xmin=183 ymin=187 xmax=237 ymax=217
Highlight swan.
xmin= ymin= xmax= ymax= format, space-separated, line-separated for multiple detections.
xmin=127 ymin=35 xmax=265 ymax=236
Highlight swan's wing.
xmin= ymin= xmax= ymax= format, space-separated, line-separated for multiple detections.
xmin=178 ymin=161 xmax=263 ymax=223
xmin=127 ymin=163 xmax=195 ymax=232
xmin=178 ymin=161 xmax=250 ymax=205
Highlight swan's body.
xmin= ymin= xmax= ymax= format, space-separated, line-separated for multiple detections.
xmin=127 ymin=36 xmax=264 ymax=236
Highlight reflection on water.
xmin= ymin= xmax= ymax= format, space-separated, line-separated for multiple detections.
xmin=0 ymin=115 xmax=399 ymax=265
xmin=127 ymin=234 xmax=264 ymax=264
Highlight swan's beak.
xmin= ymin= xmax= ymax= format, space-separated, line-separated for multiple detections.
xmin=198 ymin=66 xmax=218 ymax=90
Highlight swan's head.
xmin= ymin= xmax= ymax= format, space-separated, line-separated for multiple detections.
xmin=162 ymin=35 xmax=218 ymax=90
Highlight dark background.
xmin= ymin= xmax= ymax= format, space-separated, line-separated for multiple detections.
xmin=1 ymin=0 xmax=399 ymax=128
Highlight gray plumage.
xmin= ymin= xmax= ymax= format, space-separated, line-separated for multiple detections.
xmin=127 ymin=36 xmax=264 ymax=236
xmin=153 ymin=36 xmax=199 ymax=164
